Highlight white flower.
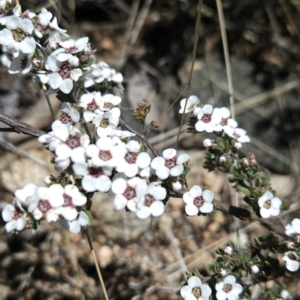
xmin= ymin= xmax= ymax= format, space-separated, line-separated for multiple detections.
xmin=84 ymin=61 xmax=123 ymax=88
xmin=151 ymin=148 xmax=189 ymax=180
xmin=8 ymin=51 xmax=32 ymax=74
xmin=60 ymin=185 xmax=87 ymax=221
xmin=79 ymin=91 xmax=104 ymax=122
xmin=0 ymin=15 xmax=36 ymax=54
xmin=29 ymin=184 xmax=65 ymax=222
xmin=52 ymin=102 xmax=80 ymax=128
xmin=285 ymin=218 xmax=300 ymax=236
xmin=73 ymin=162 xmax=112 ymax=193
xmin=34 ymin=8 xmax=53 ymax=38
xmin=46 ymin=49 xmax=82 ymax=94
xmin=183 ymin=185 xmax=214 ymax=216
xmin=218 ymin=107 xmax=238 ymax=130
xmin=282 ymin=251 xmax=300 ymax=272
xmin=136 ymin=183 xmax=166 ymax=219
xmin=86 ymin=136 xmax=126 ymax=168
xmin=225 ymin=127 xmax=250 ymax=143
xmin=180 ymin=276 xmax=212 ymax=300
xmin=39 ymin=124 xmax=89 ymax=171
xmin=14 ymin=182 xmax=39 ymax=207
xmin=59 ymin=211 xmax=90 ymax=233
xmin=111 ymin=177 xmax=147 ymax=211
xmin=116 ymin=140 xmax=151 ymax=178
xmin=93 ymin=108 xmax=120 ymax=138
xmin=215 ymin=275 xmax=243 ymax=300
xmin=2 ymin=203 xmax=27 ymax=232
xmin=258 ymin=191 xmax=282 ymax=218
xmin=179 ymin=95 xmax=200 ymax=114
xmin=195 ymin=104 xmax=222 ymax=133
xmin=59 ymin=37 xmax=89 ymax=54
xmin=48 ymin=17 xmax=69 ymax=37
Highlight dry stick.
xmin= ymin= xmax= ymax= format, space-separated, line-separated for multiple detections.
xmin=216 ymin=0 xmax=235 ymax=119
xmin=85 ymin=228 xmax=110 ymax=300
xmin=0 ymin=111 xmax=45 ymax=137
xmin=118 ymin=0 xmax=140 ymax=68
xmin=129 ymin=0 xmax=152 ymax=46
xmin=176 ymin=0 xmax=203 ymax=148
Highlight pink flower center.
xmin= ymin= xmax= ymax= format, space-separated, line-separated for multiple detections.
xmin=103 ymin=102 xmax=114 ymax=110
xmin=38 ymin=199 xmax=52 ymax=214
xmin=66 ymin=135 xmax=81 ymax=149
xmin=99 ymin=150 xmax=112 ymax=161
xmin=165 ymin=156 xmax=176 ymax=169
xmin=88 ymin=167 xmax=104 ymax=177
xmin=87 ymin=99 xmax=98 ymax=112
xmin=223 ymin=283 xmax=233 ymax=293
xmin=58 ymin=65 xmax=71 ymax=79
xmin=65 ymin=45 xmax=77 ymax=53
xmin=193 ymin=196 xmax=204 ymax=209
xmin=144 ymin=194 xmax=155 ymax=207
xmin=201 ymin=113 xmax=212 ymax=123
xmin=220 ymin=118 xmax=228 ymax=126
xmin=63 ymin=193 xmax=73 ymax=207
xmin=60 ymin=111 xmax=72 ymax=124
xmin=125 ymin=152 xmax=138 ymax=164
xmin=123 ymin=186 xmax=136 ymax=200
xmin=35 ymin=22 xmax=47 ymax=34
xmin=288 ymin=253 xmax=298 ymax=261
xmin=12 ymin=206 xmax=24 ymax=220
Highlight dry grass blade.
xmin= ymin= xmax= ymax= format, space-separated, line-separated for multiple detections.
xmin=235 ymin=79 xmax=300 ymax=115
xmin=118 ymin=0 xmax=140 ymax=68
xmin=216 ymin=0 xmax=235 ymax=118
xmin=176 ymin=0 xmax=203 ymax=148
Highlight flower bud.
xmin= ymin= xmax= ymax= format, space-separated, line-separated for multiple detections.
xmin=203 ymin=139 xmax=212 ymax=148
xmin=172 ymin=181 xmax=182 ymax=192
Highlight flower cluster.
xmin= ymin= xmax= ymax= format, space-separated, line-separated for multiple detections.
xmin=179 ymin=96 xmax=250 ymax=147
xmin=180 ymin=275 xmax=242 ymax=300
xmin=2 ymin=182 xmax=89 ymax=233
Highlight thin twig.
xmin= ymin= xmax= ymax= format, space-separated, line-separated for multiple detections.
xmin=43 ymin=85 xmax=55 ymax=122
xmin=216 ymin=0 xmax=235 ymax=119
xmin=176 ymin=0 xmax=203 ymax=148
xmin=119 ymin=118 xmax=159 ymax=157
xmin=85 ymin=228 xmax=110 ymax=300
xmin=0 ymin=112 xmax=45 ymax=138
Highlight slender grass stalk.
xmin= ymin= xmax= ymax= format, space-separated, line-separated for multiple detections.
xmin=85 ymin=228 xmax=110 ymax=300
xmin=216 ymin=0 xmax=235 ymax=119
xmin=176 ymin=0 xmax=203 ymax=148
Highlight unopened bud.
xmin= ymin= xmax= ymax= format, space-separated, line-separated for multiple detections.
xmin=172 ymin=181 xmax=182 ymax=192
xmin=234 ymin=142 xmax=242 ymax=150
xmin=287 ymin=241 xmax=296 ymax=249
xmin=251 ymin=265 xmax=260 ymax=274
xmin=151 ymin=120 xmax=160 ymax=129
xmin=32 ymin=58 xmax=41 ymax=67
xmin=203 ymin=139 xmax=212 ymax=148
xmin=68 ymin=56 xmax=79 ymax=66
xmin=219 ymin=156 xmax=226 ymax=163
xmin=224 ymin=246 xmax=233 ymax=255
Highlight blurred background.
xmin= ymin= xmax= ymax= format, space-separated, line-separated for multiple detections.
xmin=0 ymin=0 xmax=300 ymax=299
